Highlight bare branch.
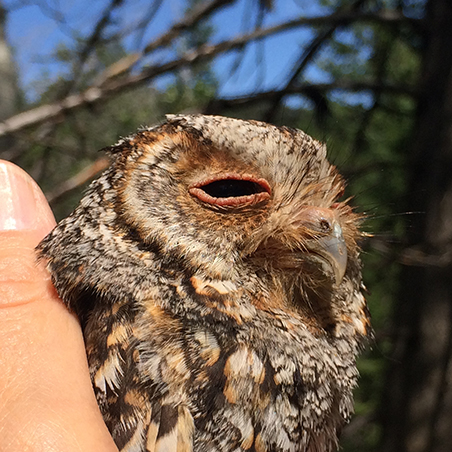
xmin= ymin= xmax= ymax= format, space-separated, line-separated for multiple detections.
xmin=263 ymin=27 xmax=335 ymax=123
xmin=0 ymin=10 xmax=417 ymax=138
xmin=143 ymin=0 xmax=236 ymax=53
xmin=57 ymin=0 xmax=125 ymax=100
xmin=76 ymin=0 xmax=125 ymax=70
xmin=205 ymin=80 xmax=418 ymax=112
xmin=46 ymin=157 xmax=110 ymax=205
xmin=263 ymin=0 xmax=368 ymax=123
xmin=132 ymin=0 xmax=165 ymax=50
xmin=95 ymin=0 xmax=236 ymax=86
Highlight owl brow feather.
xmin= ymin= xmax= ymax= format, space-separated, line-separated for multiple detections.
xmin=273 ymin=158 xmax=313 ymax=212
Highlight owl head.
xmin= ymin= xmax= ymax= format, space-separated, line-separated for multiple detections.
xmin=107 ymin=115 xmax=358 ymax=281
xmin=39 ymin=115 xmax=368 ymax=336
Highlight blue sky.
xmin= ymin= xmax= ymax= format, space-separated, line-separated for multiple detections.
xmin=3 ymin=0 xmax=332 ymax=103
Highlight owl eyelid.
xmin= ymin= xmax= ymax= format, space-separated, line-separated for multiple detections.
xmin=188 ymin=174 xmax=271 ymax=207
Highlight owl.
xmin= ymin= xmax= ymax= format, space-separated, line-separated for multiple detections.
xmin=38 ymin=114 xmax=370 ymax=452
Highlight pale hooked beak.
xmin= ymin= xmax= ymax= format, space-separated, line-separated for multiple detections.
xmin=309 ymin=220 xmax=347 ymax=285
xmin=297 ymin=207 xmax=348 ymax=285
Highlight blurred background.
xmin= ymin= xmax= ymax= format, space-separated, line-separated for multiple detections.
xmin=0 ymin=0 xmax=451 ymax=451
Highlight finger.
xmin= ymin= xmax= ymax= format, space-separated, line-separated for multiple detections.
xmin=0 ymin=160 xmax=118 ymax=452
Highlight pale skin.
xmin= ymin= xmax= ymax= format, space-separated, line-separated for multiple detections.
xmin=0 ymin=160 xmax=117 ymax=452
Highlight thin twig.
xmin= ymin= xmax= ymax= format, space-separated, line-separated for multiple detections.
xmin=264 ymin=0 xmax=369 ymax=123
xmin=95 ymin=0 xmax=236 ymax=86
xmin=46 ymin=157 xmax=110 ymax=205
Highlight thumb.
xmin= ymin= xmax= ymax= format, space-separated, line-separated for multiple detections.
xmin=0 ymin=160 xmax=117 ymax=452
xmin=0 ymin=159 xmax=56 ymax=243
xmin=0 ymin=160 xmax=57 ymax=309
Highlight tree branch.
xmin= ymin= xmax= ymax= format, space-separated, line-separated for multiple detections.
xmin=95 ymin=0 xmax=236 ymax=85
xmin=57 ymin=0 xmax=126 ymax=100
xmin=0 ymin=10 xmax=417 ymax=137
xmin=205 ymin=80 xmax=418 ymax=113
xmin=263 ymin=0 xmax=369 ymax=123
xmin=46 ymin=157 xmax=110 ymax=205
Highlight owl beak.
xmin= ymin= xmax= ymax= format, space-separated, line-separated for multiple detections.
xmin=244 ymin=207 xmax=348 ymax=284
xmin=293 ymin=206 xmax=347 ymax=285
xmin=306 ymin=220 xmax=347 ymax=285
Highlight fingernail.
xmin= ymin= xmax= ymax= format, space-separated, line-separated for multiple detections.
xmin=0 ymin=161 xmax=55 ymax=234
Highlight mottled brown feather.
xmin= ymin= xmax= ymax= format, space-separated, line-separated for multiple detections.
xmin=38 ymin=114 xmax=370 ymax=452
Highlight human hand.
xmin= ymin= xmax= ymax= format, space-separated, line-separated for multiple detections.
xmin=0 ymin=160 xmax=117 ymax=451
